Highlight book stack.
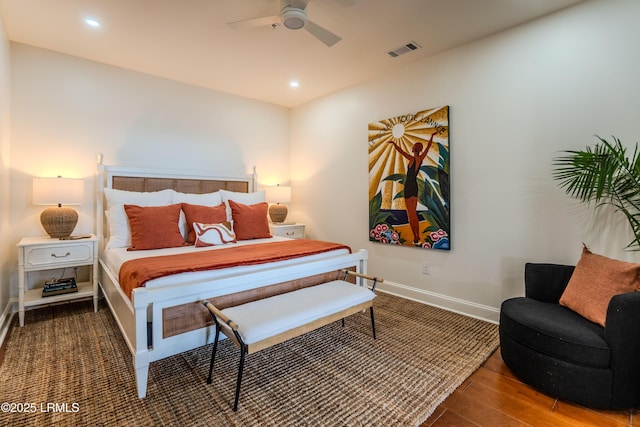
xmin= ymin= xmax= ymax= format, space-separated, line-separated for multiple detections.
xmin=42 ymin=277 xmax=78 ymax=297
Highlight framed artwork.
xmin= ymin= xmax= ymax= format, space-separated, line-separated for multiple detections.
xmin=368 ymin=106 xmax=450 ymax=250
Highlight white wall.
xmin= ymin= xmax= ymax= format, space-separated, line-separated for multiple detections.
xmin=291 ymin=0 xmax=640 ymax=321
xmin=0 ymin=15 xmax=11 ymax=341
xmin=7 ymin=44 xmax=291 ymax=301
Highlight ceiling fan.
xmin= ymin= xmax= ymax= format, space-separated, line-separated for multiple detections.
xmin=228 ymin=0 xmax=342 ymax=47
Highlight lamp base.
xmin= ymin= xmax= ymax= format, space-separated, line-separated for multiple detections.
xmin=40 ymin=207 xmax=78 ymax=239
xmin=269 ymin=204 xmax=288 ymax=224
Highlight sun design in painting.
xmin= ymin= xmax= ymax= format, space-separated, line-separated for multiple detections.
xmin=368 ymin=106 xmax=450 ymax=249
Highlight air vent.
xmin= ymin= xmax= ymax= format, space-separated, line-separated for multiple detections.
xmin=387 ymin=41 xmax=421 ymax=58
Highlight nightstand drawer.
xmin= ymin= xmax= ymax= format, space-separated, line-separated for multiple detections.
xmin=280 ymin=227 xmax=304 ymax=239
xmin=24 ymin=242 xmax=94 ymax=269
xmin=270 ymin=224 xmax=305 ymax=240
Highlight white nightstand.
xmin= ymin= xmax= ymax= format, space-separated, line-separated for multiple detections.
xmin=270 ymin=223 xmax=306 ymax=240
xmin=17 ymin=235 xmax=99 ymax=326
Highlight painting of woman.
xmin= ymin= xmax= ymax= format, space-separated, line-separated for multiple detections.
xmin=368 ymin=106 xmax=449 ymax=250
xmin=387 ymin=131 xmax=437 ymax=245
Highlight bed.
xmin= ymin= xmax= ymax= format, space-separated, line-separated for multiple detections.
xmin=95 ymin=160 xmax=368 ymax=398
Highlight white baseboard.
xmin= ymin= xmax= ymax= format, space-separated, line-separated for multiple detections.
xmin=376 ymin=280 xmax=500 ymax=324
xmin=0 ymin=299 xmax=16 ymax=348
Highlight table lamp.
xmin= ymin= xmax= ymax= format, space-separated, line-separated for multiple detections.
xmin=33 ymin=176 xmax=84 ymax=239
xmin=266 ymin=184 xmax=291 ymax=223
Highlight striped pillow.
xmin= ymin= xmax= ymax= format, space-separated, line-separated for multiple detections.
xmin=193 ymin=222 xmax=237 ymax=247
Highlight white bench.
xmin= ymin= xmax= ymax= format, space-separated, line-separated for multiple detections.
xmin=202 ymin=270 xmax=381 ymax=411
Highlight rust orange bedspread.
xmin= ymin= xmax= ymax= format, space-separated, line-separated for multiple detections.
xmin=119 ymin=239 xmax=351 ymax=299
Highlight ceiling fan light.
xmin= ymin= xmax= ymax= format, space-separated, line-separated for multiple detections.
xmin=282 ymin=7 xmax=307 ymax=30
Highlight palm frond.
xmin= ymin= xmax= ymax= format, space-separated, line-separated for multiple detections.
xmin=552 ymin=136 xmax=640 ymax=250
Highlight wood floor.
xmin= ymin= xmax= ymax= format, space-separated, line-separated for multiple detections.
xmin=422 ymin=349 xmax=639 ymax=427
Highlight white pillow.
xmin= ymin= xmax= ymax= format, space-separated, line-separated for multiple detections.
xmin=219 ymin=189 xmax=265 ymax=221
xmin=172 ymin=191 xmax=223 ymax=240
xmin=103 ymin=188 xmax=175 ymax=249
xmin=172 ymin=191 xmax=222 ymax=206
xmin=104 ymin=188 xmax=175 ymax=208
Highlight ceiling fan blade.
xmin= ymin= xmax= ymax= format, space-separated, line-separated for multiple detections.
xmin=283 ymin=0 xmax=310 ymax=10
xmin=305 ymin=20 xmax=342 ymax=47
xmin=227 ymin=14 xmax=280 ymax=30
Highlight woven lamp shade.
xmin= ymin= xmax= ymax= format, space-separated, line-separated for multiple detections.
xmin=33 ymin=177 xmax=84 ymax=239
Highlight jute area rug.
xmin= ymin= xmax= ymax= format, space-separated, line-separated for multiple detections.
xmin=1 ymin=292 xmax=498 ymax=427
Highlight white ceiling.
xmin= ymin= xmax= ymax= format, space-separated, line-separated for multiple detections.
xmin=0 ymin=0 xmax=585 ymax=108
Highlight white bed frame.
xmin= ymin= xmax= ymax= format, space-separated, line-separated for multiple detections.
xmin=95 ymin=160 xmax=368 ymax=398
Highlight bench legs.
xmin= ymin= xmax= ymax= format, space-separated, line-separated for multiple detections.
xmin=234 ymin=345 xmax=247 ymax=412
xmin=207 ymin=320 xmax=247 ymax=412
xmin=207 ymin=306 xmax=376 ymax=412
xmin=370 ymin=307 xmax=376 ymax=339
xmin=341 ymin=307 xmax=377 ymax=339
xmin=206 ymin=323 xmax=221 ymax=386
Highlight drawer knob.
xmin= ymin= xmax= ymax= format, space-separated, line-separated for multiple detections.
xmin=51 ymin=252 xmax=71 ymax=258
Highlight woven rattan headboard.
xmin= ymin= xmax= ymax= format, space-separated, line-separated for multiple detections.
xmin=111 ymin=176 xmax=249 ymax=194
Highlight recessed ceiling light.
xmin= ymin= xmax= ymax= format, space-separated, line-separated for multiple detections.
xmin=84 ymin=18 xmax=101 ymax=28
xmin=289 ymin=80 xmax=299 ymax=88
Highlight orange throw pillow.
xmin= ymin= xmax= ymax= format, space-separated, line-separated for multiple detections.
xmin=559 ymin=245 xmax=640 ymax=326
xmin=228 ymin=200 xmax=271 ymax=240
xmin=182 ymin=203 xmax=227 ymax=243
xmin=124 ymin=204 xmax=186 ymax=250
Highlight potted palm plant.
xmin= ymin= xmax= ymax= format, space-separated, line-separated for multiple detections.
xmin=553 ymin=136 xmax=640 ymax=250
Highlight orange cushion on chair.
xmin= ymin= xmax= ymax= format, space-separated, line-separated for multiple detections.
xmin=559 ymin=245 xmax=640 ymax=326
xmin=124 ymin=204 xmax=186 ymax=250
xmin=228 ymin=200 xmax=271 ymax=240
